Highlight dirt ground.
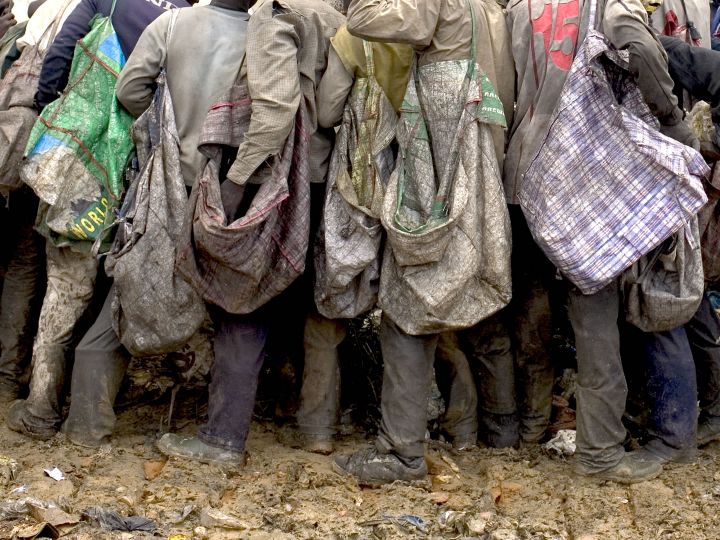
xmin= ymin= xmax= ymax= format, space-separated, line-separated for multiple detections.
xmin=1 ymin=394 xmax=720 ymax=540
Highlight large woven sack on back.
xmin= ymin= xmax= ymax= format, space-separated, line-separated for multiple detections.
xmin=622 ymin=217 xmax=704 ymax=332
xmin=104 ymin=70 xmax=205 ymax=357
xmin=0 ymin=23 xmax=45 ymax=194
xmin=176 ymin=82 xmax=311 ymax=314
xmin=314 ymin=41 xmax=396 ymax=319
xmin=520 ymin=31 xmax=709 ymax=295
xmin=698 ymin=163 xmax=720 ymax=284
xmin=379 ymin=54 xmax=512 ymax=336
xmin=21 ymin=2 xmax=133 ymax=250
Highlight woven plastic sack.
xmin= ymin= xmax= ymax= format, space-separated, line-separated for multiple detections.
xmin=176 ymin=81 xmax=311 ymax=315
xmin=378 ymin=8 xmax=511 ymax=335
xmin=698 ymin=162 xmax=720 ymax=284
xmin=105 ymin=32 xmax=205 ymax=358
xmin=314 ymin=40 xmax=396 ymax=319
xmin=622 ymin=218 xmax=704 ymax=332
xmin=21 ymin=2 xmax=133 ymax=249
xmin=520 ymin=30 xmax=709 ymax=295
xmin=0 ymin=21 xmax=47 ymax=194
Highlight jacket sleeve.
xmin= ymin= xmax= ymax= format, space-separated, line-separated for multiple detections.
xmin=602 ymin=0 xmax=682 ymax=125
xmin=317 ymin=47 xmax=354 ymax=128
xmin=34 ymin=0 xmax=104 ymax=109
xmin=226 ymin=7 xmax=300 ymax=186
xmin=346 ymin=0 xmax=440 ymax=47
xmin=115 ymin=14 xmax=170 ymax=118
xmin=660 ymin=34 xmax=720 ymax=115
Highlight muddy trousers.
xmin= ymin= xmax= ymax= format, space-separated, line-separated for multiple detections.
xmin=508 ymin=205 xmax=555 ymax=443
xmin=624 ymin=324 xmax=697 ymax=459
xmin=62 ymin=289 xmax=130 ymax=446
xmin=435 ymin=332 xmax=479 ymax=442
xmin=568 ymin=280 xmax=627 ymax=472
xmin=0 ymin=189 xmax=45 ymax=399
xmin=375 ymin=314 xmax=518 ymax=458
xmin=198 ymin=310 xmax=268 ymax=453
xmin=63 ymin=285 xmax=213 ymax=445
xmin=296 ymin=313 xmax=347 ymax=438
xmin=688 ymin=293 xmax=720 ymax=421
xmin=21 ymin=244 xmax=98 ymax=431
xmin=458 ymin=313 xmax=519 ymax=448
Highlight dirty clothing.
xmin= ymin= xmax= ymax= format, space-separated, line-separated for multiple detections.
xmin=649 ymin=0 xmax=711 ymax=47
xmin=226 ymin=0 xmax=344 ymax=186
xmin=61 ymin=287 xmax=213 ymax=446
xmin=61 ymin=289 xmax=130 ymax=446
xmin=116 ymin=4 xmax=249 ymax=184
xmin=346 ymin=0 xmax=514 ymax=163
xmin=460 ymin=314 xmax=520 ymax=448
xmin=199 ymin=310 xmax=268 ymax=452
xmin=435 ymin=332 xmax=479 ymax=442
xmin=18 ymin=243 xmax=98 ymax=431
xmin=660 ymin=34 xmax=720 ymax=123
xmin=0 ymin=189 xmax=45 ymax=401
xmin=623 ymin=324 xmax=697 ymax=460
xmin=316 ymin=24 xmax=413 ymax=125
xmin=689 ymin=294 xmax=720 ymax=421
xmin=296 ymin=313 xmax=347 ymax=438
xmin=568 ymin=280 xmax=628 ymax=472
xmin=603 ymin=0 xmax=686 ymax=126
xmin=504 ymin=0 xmax=589 ymax=204
xmin=35 ymin=0 xmax=189 ymax=109
xmin=375 ymin=314 xmax=519 ymax=457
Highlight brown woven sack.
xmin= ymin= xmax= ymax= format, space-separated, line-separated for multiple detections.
xmin=176 ymin=81 xmax=311 ymax=314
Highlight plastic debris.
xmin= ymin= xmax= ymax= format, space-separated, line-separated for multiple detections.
xmin=168 ymin=505 xmax=195 ymax=525
xmin=0 ymin=455 xmax=19 ymax=484
xmin=199 ymin=507 xmax=250 ymax=530
xmin=359 ymin=514 xmax=428 ymax=533
xmin=83 ymin=507 xmax=157 ymax=532
xmin=44 ymin=468 xmax=65 ymax=482
xmin=11 ymin=485 xmax=28 ymax=494
xmin=543 ymin=430 xmax=577 ymax=456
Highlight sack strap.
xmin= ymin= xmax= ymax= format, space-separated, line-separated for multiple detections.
xmin=362 ymin=39 xmax=375 ymax=79
xmin=110 ymin=0 xmax=119 ymax=17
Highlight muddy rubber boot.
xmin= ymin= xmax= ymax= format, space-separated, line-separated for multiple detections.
xmin=481 ymin=412 xmax=520 ymax=448
xmin=575 ymin=450 xmax=662 ymax=484
xmin=277 ymin=425 xmax=333 ymax=455
xmin=157 ymin=433 xmax=245 ymax=466
xmin=697 ymin=415 xmax=720 ymax=446
xmin=5 ymin=399 xmax=57 ymax=441
xmin=451 ymin=432 xmax=478 ymax=452
xmin=333 ymin=446 xmax=428 ymax=486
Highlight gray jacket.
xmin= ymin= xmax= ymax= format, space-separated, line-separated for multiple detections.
xmin=116 ymin=5 xmax=249 ymax=185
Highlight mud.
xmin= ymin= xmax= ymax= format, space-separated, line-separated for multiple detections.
xmin=1 ymin=398 xmax=720 ymax=540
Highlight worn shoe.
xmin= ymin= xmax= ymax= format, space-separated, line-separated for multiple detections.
xmin=576 ymin=450 xmax=662 ymax=484
xmin=157 ymin=433 xmax=245 ymax=467
xmin=697 ymin=416 xmax=720 ymax=447
xmin=451 ymin=433 xmax=478 ymax=452
xmin=4 ymin=400 xmax=57 ymax=441
xmin=277 ymin=426 xmax=333 ymax=455
xmin=333 ymin=446 xmax=428 ymax=486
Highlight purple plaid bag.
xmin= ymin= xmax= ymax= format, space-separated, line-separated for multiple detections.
xmin=520 ymin=30 xmax=709 ymax=294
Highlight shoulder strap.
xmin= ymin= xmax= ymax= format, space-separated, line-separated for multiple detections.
xmin=362 ymin=39 xmax=375 ymax=78
xmin=110 ymin=0 xmax=119 ymax=17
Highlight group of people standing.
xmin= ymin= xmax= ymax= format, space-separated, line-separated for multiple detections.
xmin=1 ymin=0 xmax=720 ymax=488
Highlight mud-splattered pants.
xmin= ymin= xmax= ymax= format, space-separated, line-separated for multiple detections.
xmin=22 ymin=243 xmax=98 ymax=431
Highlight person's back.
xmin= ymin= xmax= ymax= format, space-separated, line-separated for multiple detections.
xmin=649 ymin=0 xmax=711 ymax=47
xmin=117 ymin=4 xmax=248 ymax=184
xmin=36 ymin=0 xmax=189 ymax=109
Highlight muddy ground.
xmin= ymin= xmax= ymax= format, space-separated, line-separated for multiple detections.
xmin=1 ymin=392 xmax=720 ymax=540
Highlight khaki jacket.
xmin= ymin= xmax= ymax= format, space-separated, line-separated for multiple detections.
xmin=227 ymin=0 xmax=345 ymax=185
xmin=346 ymin=0 xmax=515 ymax=164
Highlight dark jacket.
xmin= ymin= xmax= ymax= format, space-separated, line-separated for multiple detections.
xmin=660 ymin=34 xmax=720 ymax=123
xmin=35 ymin=0 xmax=189 ymax=109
